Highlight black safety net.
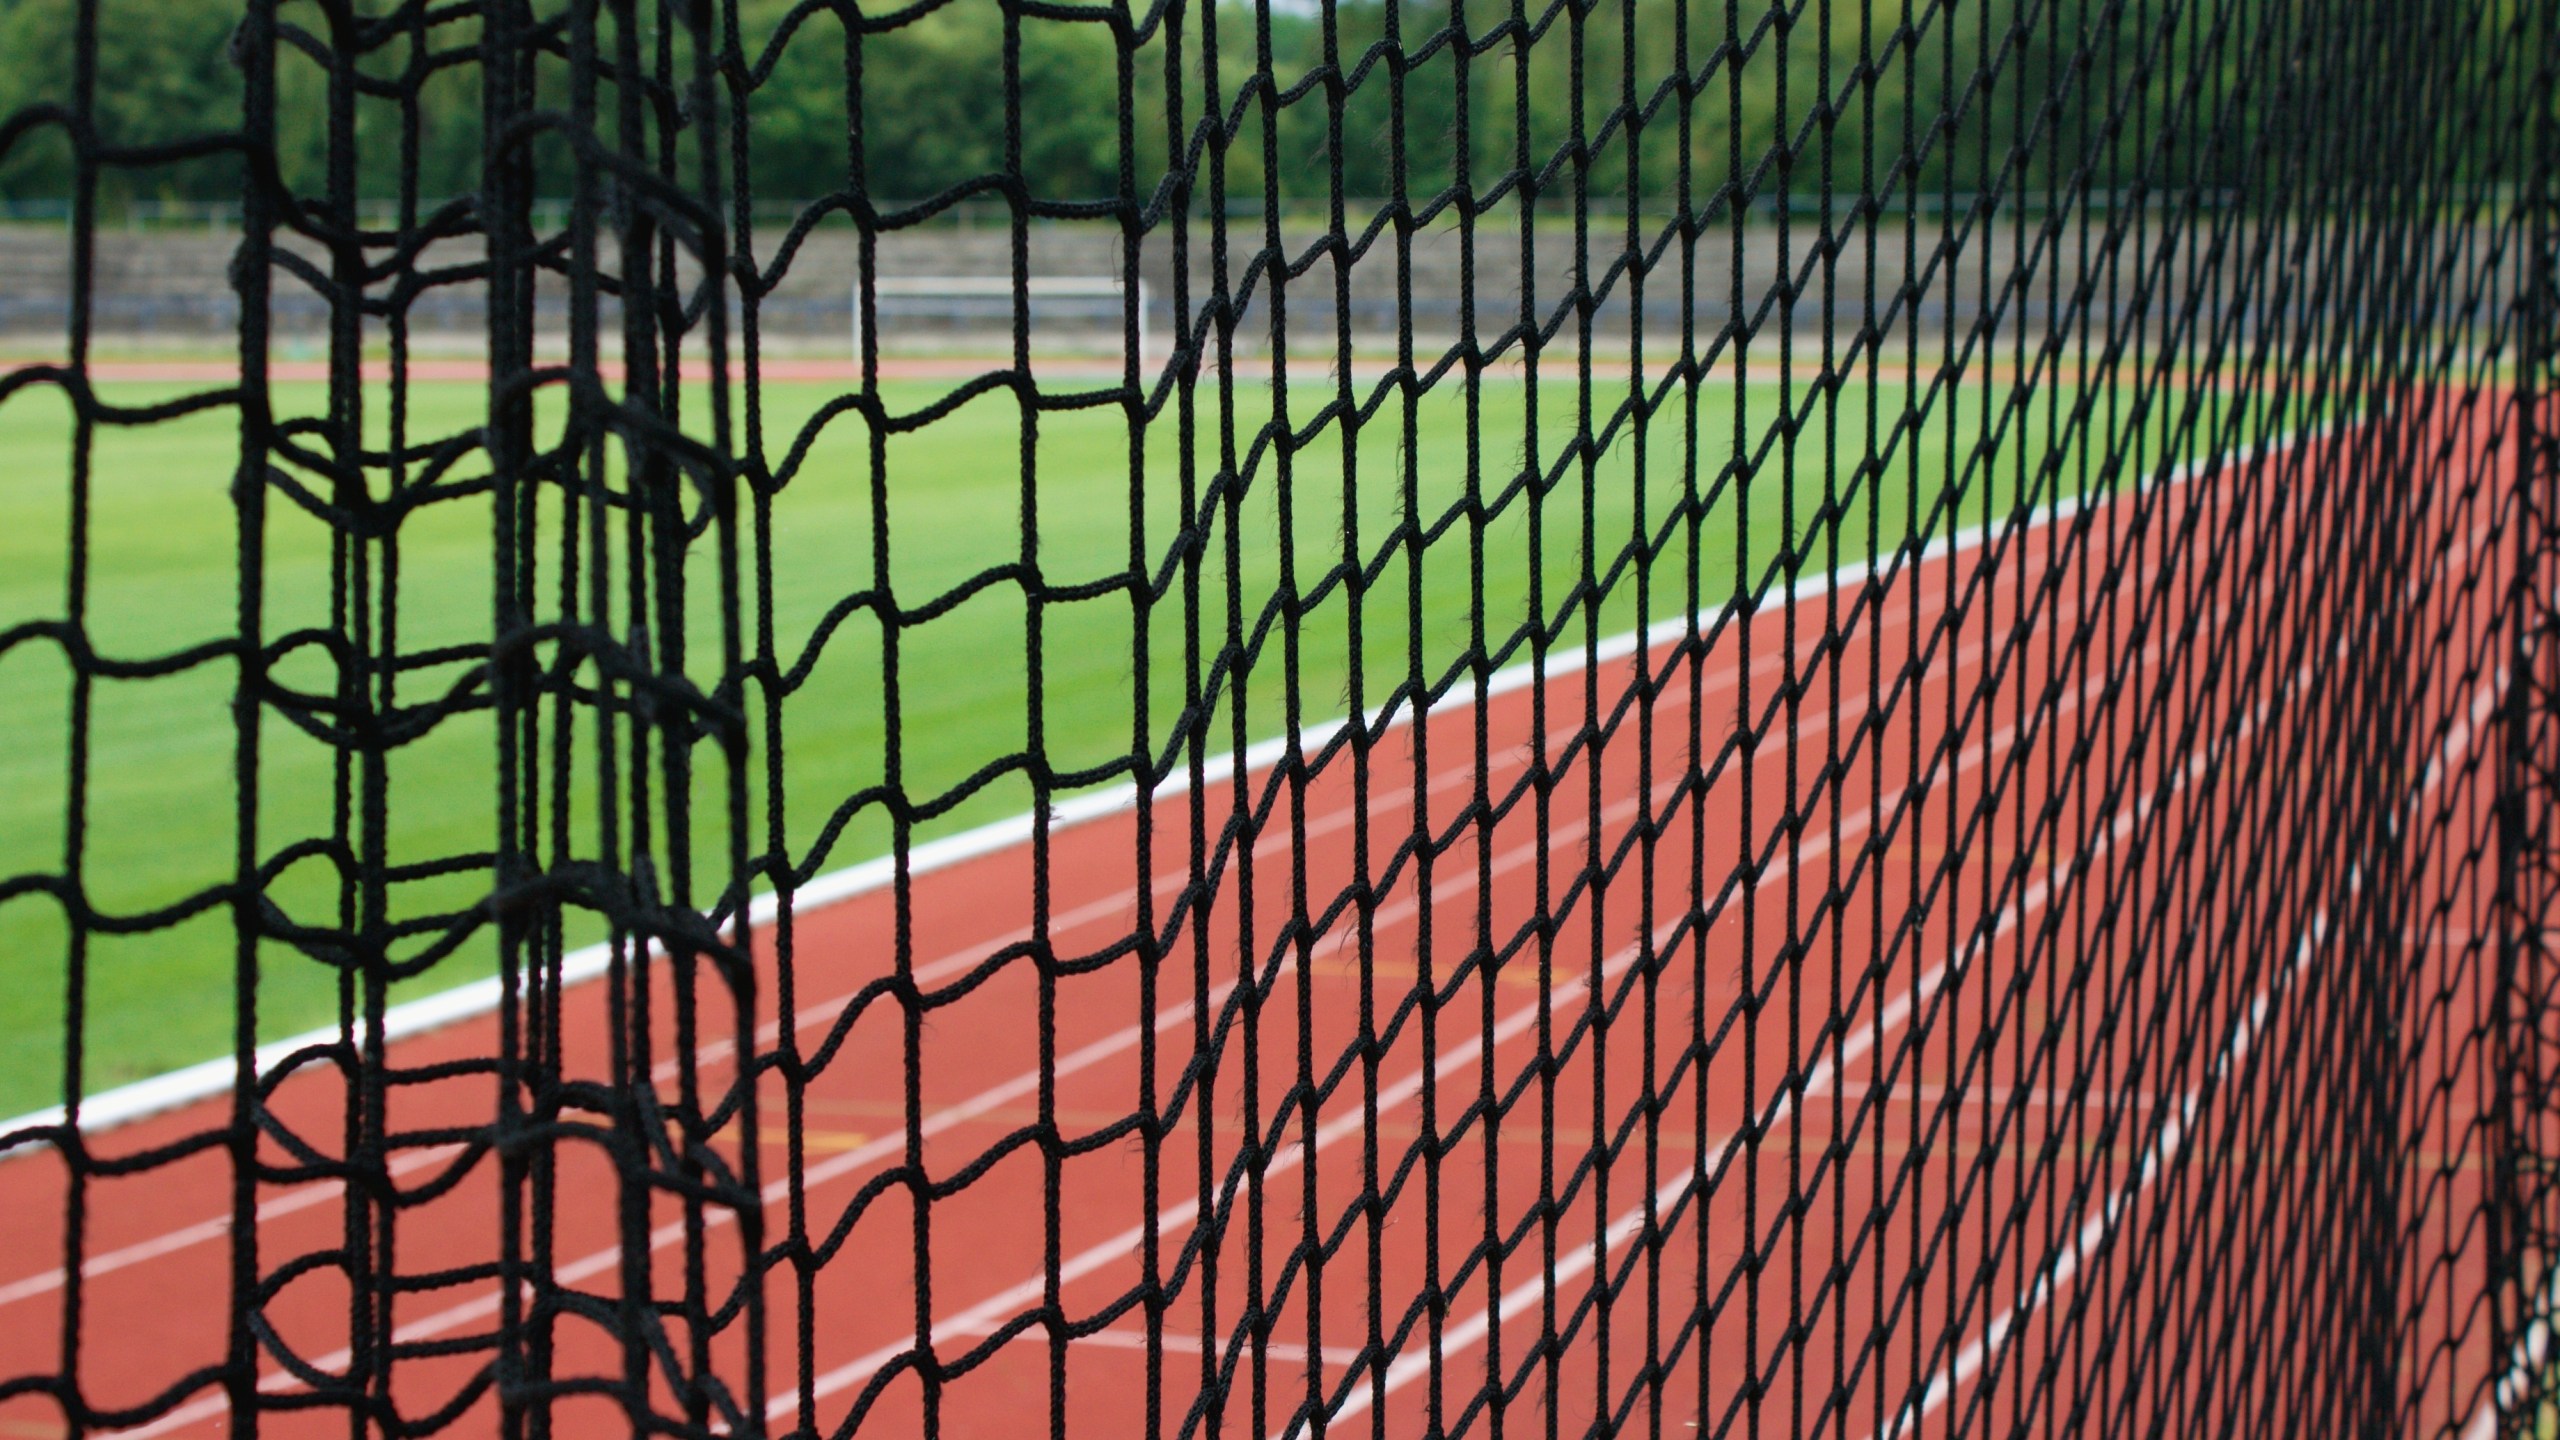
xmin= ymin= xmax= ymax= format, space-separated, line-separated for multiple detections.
xmin=3 ymin=0 xmax=2559 ymax=1437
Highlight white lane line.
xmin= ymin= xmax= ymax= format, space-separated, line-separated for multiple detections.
xmin=0 ymin=1145 xmax=462 ymax=1309
xmin=23 ymin=410 xmax=2305 ymax=1312
xmin=25 ymin=411 xmax=2258 ymax=1311
xmin=52 ymin=501 xmax=1992 ymax=1335
xmin=1286 ymin=641 xmax=2274 ymax=1440
xmin=1873 ymin=675 xmax=2499 ymax=1440
xmin=678 ymin=600 xmax=1773 ymax=1080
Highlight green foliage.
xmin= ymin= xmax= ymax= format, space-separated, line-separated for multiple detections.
xmin=0 ymin=0 xmax=244 ymax=201
xmin=742 ymin=0 xmax=1145 ymax=203
xmin=4 ymin=0 xmax=2543 ymax=214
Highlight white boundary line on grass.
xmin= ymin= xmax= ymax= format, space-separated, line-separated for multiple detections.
xmin=0 ymin=428 xmax=2315 ymax=1144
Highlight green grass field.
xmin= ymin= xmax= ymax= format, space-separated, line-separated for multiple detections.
xmin=0 ymin=364 xmax=2265 ymax=1118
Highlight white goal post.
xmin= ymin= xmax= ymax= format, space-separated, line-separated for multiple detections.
xmin=852 ymin=275 xmax=1152 ymax=369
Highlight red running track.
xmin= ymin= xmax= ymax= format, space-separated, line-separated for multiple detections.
xmin=0 ymin=395 xmax=2530 ymax=1440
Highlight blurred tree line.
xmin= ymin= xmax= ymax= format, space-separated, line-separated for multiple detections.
xmin=0 ymin=0 xmax=2538 ymax=215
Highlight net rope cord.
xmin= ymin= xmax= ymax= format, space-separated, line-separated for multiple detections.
xmin=0 ymin=0 xmax=2553 ymax=1437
